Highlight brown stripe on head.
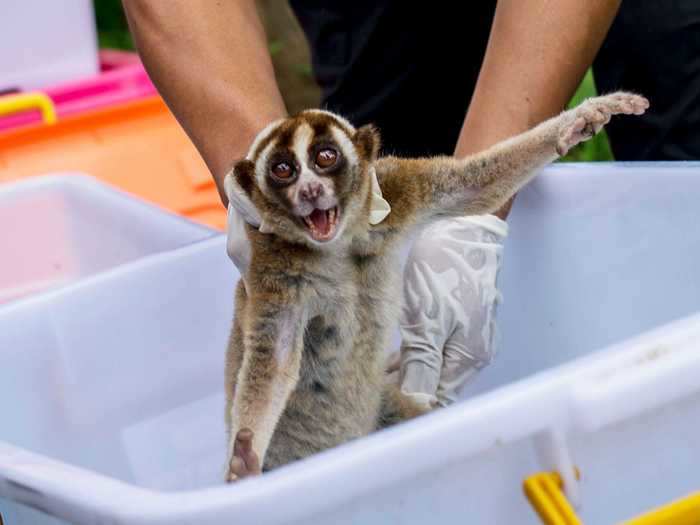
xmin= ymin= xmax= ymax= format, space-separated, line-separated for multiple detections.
xmin=249 ymin=118 xmax=297 ymax=161
xmin=271 ymin=118 xmax=299 ymax=152
xmin=233 ymin=159 xmax=256 ymax=196
xmin=298 ymin=109 xmax=356 ymax=139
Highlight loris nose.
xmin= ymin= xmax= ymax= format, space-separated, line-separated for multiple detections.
xmin=300 ymin=181 xmax=324 ymax=202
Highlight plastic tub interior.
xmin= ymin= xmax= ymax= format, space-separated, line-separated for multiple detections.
xmin=0 ymin=163 xmax=699 ymax=524
xmin=0 ymin=174 xmax=213 ymax=304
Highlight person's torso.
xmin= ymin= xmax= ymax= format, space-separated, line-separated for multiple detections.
xmin=289 ymin=1 xmax=497 ymax=156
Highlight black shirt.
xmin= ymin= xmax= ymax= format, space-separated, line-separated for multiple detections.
xmin=290 ymin=1 xmax=497 ymax=157
xmin=291 ymin=1 xmax=700 ymax=161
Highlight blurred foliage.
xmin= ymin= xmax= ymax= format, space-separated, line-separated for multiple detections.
xmin=256 ymin=0 xmax=320 ymax=111
xmin=93 ymin=0 xmax=133 ymax=50
xmin=93 ymin=0 xmax=613 ymax=160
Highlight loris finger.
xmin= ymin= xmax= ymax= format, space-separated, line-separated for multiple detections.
xmin=234 ymin=428 xmax=262 ymax=475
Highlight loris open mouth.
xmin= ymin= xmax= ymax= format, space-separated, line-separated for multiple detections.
xmin=302 ymin=206 xmax=339 ymax=242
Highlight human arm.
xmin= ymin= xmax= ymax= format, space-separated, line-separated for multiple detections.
xmin=121 ymin=0 xmax=287 ymax=205
xmin=455 ymin=0 xmax=622 ymax=218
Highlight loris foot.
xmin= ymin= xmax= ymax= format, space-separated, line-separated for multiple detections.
xmin=226 ymin=428 xmax=262 ymax=483
xmin=556 ymin=92 xmax=649 ymax=156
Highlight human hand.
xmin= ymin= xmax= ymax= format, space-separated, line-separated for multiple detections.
xmin=398 ymin=215 xmax=508 ymax=407
xmin=223 ymin=166 xmax=263 ymax=274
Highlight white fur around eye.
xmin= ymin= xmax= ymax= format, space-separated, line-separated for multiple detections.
xmin=330 ymin=125 xmax=358 ymax=167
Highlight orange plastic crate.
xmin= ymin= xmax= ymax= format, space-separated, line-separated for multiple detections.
xmin=0 ymin=96 xmax=225 ymax=230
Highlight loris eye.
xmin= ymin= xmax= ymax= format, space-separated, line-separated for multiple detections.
xmin=271 ymin=161 xmax=294 ymax=179
xmin=315 ymin=148 xmax=338 ymax=169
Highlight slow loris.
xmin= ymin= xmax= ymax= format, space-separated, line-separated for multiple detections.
xmin=223 ymin=92 xmax=648 ymax=481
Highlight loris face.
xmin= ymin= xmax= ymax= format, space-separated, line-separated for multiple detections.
xmin=263 ymin=121 xmax=346 ymax=242
xmin=228 ymin=110 xmax=380 ymax=247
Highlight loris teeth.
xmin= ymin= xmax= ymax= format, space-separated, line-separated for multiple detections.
xmin=303 ymin=216 xmax=315 ymax=233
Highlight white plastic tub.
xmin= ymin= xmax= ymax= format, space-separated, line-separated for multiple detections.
xmin=0 ymin=174 xmax=213 ymax=303
xmin=1 ymin=163 xmax=699 ymax=524
xmin=1 ymin=0 xmax=99 ymax=91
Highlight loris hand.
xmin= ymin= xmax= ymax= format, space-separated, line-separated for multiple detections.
xmin=556 ymin=92 xmax=649 ymax=156
xmin=226 ymin=428 xmax=262 ymax=482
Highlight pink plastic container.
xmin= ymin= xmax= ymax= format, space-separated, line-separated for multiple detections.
xmin=0 ymin=51 xmax=156 ymax=132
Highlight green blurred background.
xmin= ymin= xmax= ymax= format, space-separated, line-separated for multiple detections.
xmin=93 ymin=0 xmax=611 ymax=162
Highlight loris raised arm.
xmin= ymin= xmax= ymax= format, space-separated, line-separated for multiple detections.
xmin=373 ymin=92 xmax=648 ymax=234
xmin=223 ymin=92 xmax=648 ymax=482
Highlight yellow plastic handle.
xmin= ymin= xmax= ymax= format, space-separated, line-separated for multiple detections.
xmin=0 ymin=92 xmax=57 ymax=124
xmin=524 ymin=472 xmax=583 ymax=525
xmin=622 ymin=492 xmax=700 ymax=525
xmin=524 ymin=471 xmax=700 ymax=525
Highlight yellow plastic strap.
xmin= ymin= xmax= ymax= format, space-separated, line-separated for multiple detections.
xmin=622 ymin=492 xmax=700 ymax=525
xmin=0 ymin=92 xmax=57 ymax=124
xmin=525 ymin=471 xmax=700 ymax=525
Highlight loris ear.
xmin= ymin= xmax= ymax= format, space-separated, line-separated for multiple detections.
xmin=224 ymin=159 xmax=262 ymax=227
xmin=354 ymin=124 xmax=381 ymax=162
